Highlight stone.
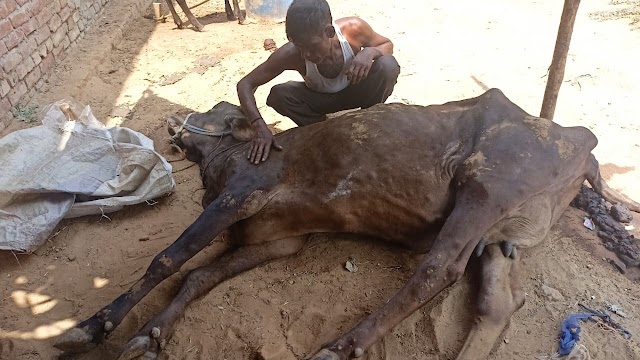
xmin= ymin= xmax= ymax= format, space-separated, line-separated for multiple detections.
xmin=540 ymin=284 xmax=564 ymax=302
xmin=610 ymin=203 xmax=633 ymax=223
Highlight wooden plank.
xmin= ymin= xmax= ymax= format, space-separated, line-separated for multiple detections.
xmin=540 ymin=0 xmax=581 ymax=121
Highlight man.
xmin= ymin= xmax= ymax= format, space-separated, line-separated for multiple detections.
xmin=237 ymin=0 xmax=400 ymax=164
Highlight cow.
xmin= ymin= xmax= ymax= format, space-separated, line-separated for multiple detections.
xmin=164 ymin=0 xmax=248 ymax=32
xmin=54 ymin=88 xmax=640 ymax=360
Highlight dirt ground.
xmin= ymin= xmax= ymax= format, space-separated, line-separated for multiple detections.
xmin=2 ymin=0 xmax=640 ymax=359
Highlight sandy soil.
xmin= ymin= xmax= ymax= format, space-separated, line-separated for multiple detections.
xmin=1 ymin=0 xmax=640 ymax=359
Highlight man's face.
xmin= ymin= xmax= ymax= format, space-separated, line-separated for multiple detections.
xmin=293 ymin=26 xmax=334 ymax=64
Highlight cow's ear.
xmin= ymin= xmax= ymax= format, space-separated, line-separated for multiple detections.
xmin=226 ymin=115 xmax=254 ymax=142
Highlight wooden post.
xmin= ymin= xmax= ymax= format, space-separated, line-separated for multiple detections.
xmin=540 ymin=0 xmax=581 ymax=121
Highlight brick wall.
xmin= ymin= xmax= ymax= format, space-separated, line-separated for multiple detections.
xmin=0 ymin=0 xmax=113 ymax=130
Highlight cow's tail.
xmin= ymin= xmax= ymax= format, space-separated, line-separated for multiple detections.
xmin=586 ymin=154 xmax=640 ymax=213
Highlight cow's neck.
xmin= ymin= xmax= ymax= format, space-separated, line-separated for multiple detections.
xmin=197 ymin=135 xmax=246 ymax=191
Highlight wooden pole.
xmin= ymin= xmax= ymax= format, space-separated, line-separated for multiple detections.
xmin=540 ymin=0 xmax=581 ymax=121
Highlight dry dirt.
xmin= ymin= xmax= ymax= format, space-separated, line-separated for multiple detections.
xmin=2 ymin=0 xmax=640 ymax=359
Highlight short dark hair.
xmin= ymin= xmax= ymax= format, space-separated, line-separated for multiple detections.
xmin=285 ymin=0 xmax=332 ymax=43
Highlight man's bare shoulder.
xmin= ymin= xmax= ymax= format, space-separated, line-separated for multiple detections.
xmin=335 ymin=16 xmax=370 ymax=34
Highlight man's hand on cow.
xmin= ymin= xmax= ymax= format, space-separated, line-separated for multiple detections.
xmin=249 ymin=119 xmax=282 ymax=164
xmin=346 ymin=48 xmax=374 ymax=85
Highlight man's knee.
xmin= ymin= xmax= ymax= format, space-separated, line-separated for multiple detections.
xmin=372 ymin=55 xmax=400 ymax=83
xmin=266 ymin=83 xmax=290 ymax=110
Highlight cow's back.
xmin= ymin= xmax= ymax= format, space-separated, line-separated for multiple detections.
xmin=234 ymin=89 xmax=597 ymax=246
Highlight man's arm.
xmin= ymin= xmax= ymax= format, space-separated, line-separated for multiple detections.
xmin=237 ymin=43 xmax=301 ymax=164
xmin=339 ymin=17 xmax=394 ymax=84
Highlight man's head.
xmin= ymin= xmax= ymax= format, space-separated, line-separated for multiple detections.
xmin=285 ymin=0 xmax=334 ymax=63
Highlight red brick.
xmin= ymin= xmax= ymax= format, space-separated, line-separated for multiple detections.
xmin=0 ymin=79 xmax=10 ymax=98
xmin=35 ymin=6 xmax=53 ymax=27
xmin=24 ymin=66 xmax=41 ymax=89
xmin=72 ymin=9 xmax=80 ymax=22
xmin=59 ymin=35 xmax=70 ymax=50
xmin=48 ymin=14 xmax=62 ymax=32
xmin=9 ymin=7 xmax=30 ymax=28
xmin=15 ymin=36 xmax=37 ymax=58
xmin=36 ymin=43 xmax=47 ymax=58
xmin=0 ymin=41 xmax=8 ymax=57
xmin=39 ymin=52 xmax=55 ymax=74
xmin=59 ymin=5 xmax=71 ymax=21
xmin=0 ymin=19 xmax=13 ymax=39
xmin=30 ymin=0 xmax=48 ymax=15
xmin=31 ymin=52 xmax=41 ymax=66
xmin=25 ymin=37 xmax=38 ymax=56
xmin=44 ymin=37 xmax=53 ymax=52
xmin=1 ymin=47 xmax=22 ymax=73
xmin=0 ymin=97 xmax=12 ymax=119
xmin=52 ymin=42 xmax=63 ymax=56
xmin=20 ymin=17 xmax=38 ymax=36
xmin=68 ymin=24 xmax=80 ymax=42
xmin=15 ymin=0 xmax=30 ymax=7
xmin=51 ymin=23 xmax=67 ymax=47
xmin=54 ymin=48 xmax=66 ymax=62
xmin=3 ymin=29 xmax=24 ymax=51
xmin=33 ymin=27 xmax=50 ymax=45
xmin=7 ymin=80 xmax=27 ymax=106
xmin=0 ymin=96 xmax=10 ymax=111
xmin=14 ymin=55 xmax=35 ymax=80
xmin=5 ymin=69 xmax=20 ymax=86
xmin=0 ymin=0 xmax=18 ymax=19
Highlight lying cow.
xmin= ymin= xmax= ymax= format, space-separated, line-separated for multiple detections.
xmin=54 ymin=89 xmax=640 ymax=360
xmin=165 ymin=0 xmax=248 ymax=32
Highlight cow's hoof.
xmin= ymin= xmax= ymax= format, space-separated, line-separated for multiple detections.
xmin=500 ymin=241 xmax=517 ymax=259
xmin=309 ymin=349 xmax=340 ymax=360
xmin=117 ymin=334 xmax=160 ymax=360
xmin=54 ymin=327 xmax=98 ymax=353
xmin=239 ymin=17 xmax=256 ymax=25
xmin=192 ymin=20 xmax=204 ymax=32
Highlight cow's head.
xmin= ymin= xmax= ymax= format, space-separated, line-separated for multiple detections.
xmin=167 ymin=101 xmax=254 ymax=162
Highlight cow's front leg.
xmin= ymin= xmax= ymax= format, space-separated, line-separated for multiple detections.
xmin=117 ymin=236 xmax=306 ymax=360
xmin=175 ymin=0 xmax=205 ymax=31
xmin=456 ymin=244 xmax=525 ymax=360
xmin=54 ymin=187 xmax=254 ymax=354
xmin=309 ymin=203 xmax=503 ymax=360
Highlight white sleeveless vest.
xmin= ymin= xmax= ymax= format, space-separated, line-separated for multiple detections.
xmin=303 ymin=22 xmax=355 ymax=93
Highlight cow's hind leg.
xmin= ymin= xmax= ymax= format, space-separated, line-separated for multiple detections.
xmin=164 ymin=0 xmax=185 ymax=29
xmin=118 ymin=236 xmax=306 ymax=360
xmin=309 ymin=194 xmax=513 ymax=360
xmin=456 ymin=244 xmax=525 ymax=360
xmin=224 ymin=0 xmax=235 ymax=20
xmin=233 ymin=0 xmax=255 ymax=24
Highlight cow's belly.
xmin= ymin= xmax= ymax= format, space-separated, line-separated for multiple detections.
xmin=233 ymin=175 xmax=455 ymax=249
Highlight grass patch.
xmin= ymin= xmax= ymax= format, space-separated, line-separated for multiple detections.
xmin=13 ymin=104 xmax=39 ymax=123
